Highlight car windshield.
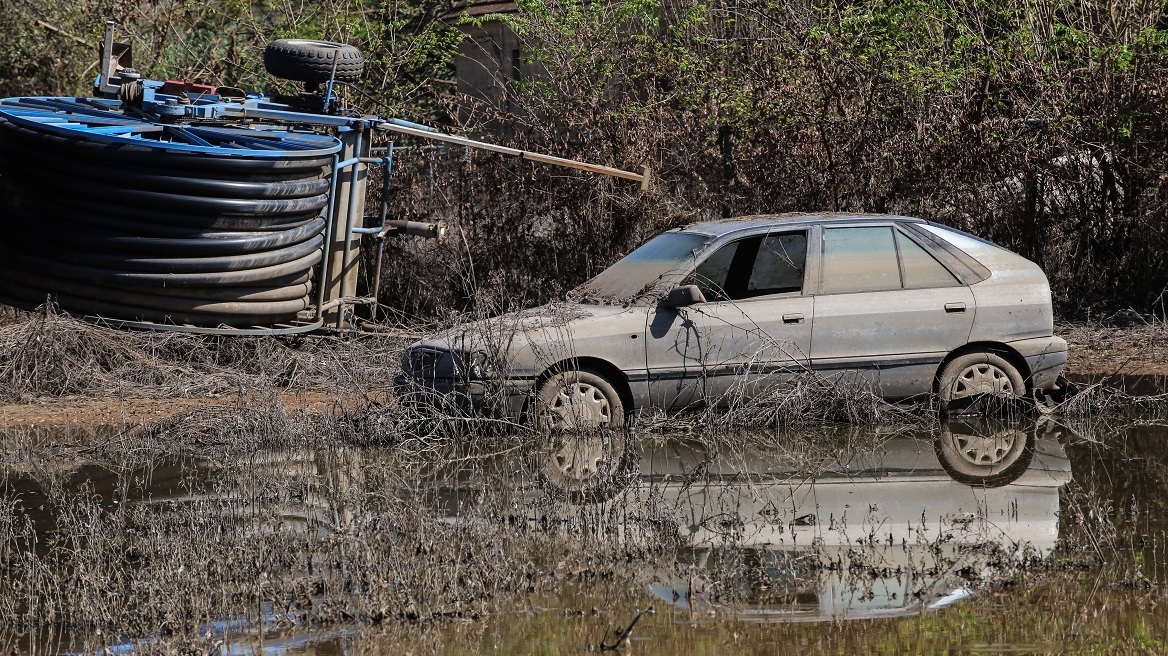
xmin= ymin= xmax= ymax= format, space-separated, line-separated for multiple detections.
xmin=569 ymin=232 xmax=709 ymax=304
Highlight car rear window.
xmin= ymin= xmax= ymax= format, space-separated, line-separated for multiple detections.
xmin=820 ymin=227 xmax=901 ymax=294
xmin=897 ymin=231 xmax=960 ymax=288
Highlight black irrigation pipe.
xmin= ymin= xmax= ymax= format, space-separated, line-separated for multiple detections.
xmin=41 ymin=198 xmax=325 ymax=232
xmin=0 ymin=136 xmax=332 ymax=198
xmin=0 ymin=267 xmax=310 ymax=316
xmin=0 ymin=278 xmax=308 ymax=326
xmin=8 ymin=233 xmax=325 ymax=273
xmin=0 ymin=115 xmax=340 ymax=325
xmin=0 ymin=247 xmax=325 ymax=287
xmin=14 ymin=217 xmax=327 ymax=257
xmin=15 ymin=177 xmax=330 ymax=217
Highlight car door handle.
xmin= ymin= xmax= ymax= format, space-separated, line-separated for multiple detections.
xmin=944 ymin=302 xmax=967 ymax=313
xmin=783 ymin=313 xmax=805 ymax=324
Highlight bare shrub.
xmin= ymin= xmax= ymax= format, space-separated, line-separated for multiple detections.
xmin=0 ymin=304 xmax=409 ymax=403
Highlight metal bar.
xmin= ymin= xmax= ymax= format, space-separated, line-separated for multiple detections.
xmin=373 ymin=121 xmax=523 ymax=156
xmin=337 ymin=126 xmax=365 ymax=328
xmin=521 ymin=152 xmax=651 ymax=188
xmin=371 ymin=238 xmax=386 ymax=323
xmin=367 ymin=141 xmax=394 ymax=323
xmin=377 ymin=142 xmax=394 ymax=232
xmin=82 ymin=124 xmax=165 ymax=135
xmin=98 ymin=21 xmax=117 ymax=95
xmin=372 ymin=119 xmax=649 ymax=187
xmin=319 ymin=296 xmax=378 ymax=312
xmin=323 ymin=50 xmax=339 ymax=112
xmin=218 ymin=105 xmax=357 ymax=128
xmin=315 ymin=152 xmax=341 ymax=317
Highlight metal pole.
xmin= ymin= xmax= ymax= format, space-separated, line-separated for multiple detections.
xmin=323 ymin=123 xmax=370 ymax=328
xmin=338 ymin=123 xmax=367 ymax=328
xmin=371 ymin=120 xmax=651 ymax=188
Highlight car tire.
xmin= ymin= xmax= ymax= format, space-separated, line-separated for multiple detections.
xmin=536 ymin=369 xmax=625 ymax=430
xmin=937 ymin=351 xmax=1025 ymax=415
xmin=935 ymin=419 xmax=1035 ymax=487
xmin=537 ymin=433 xmax=639 ymax=504
xmin=263 ymin=39 xmax=365 ymax=84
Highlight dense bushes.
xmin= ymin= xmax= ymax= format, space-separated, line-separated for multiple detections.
xmin=2 ymin=1 xmax=1167 ymax=317
xmin=382 ymin=0 xmax=1168 ymax=317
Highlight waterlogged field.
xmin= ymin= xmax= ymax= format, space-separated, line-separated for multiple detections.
xmin=3 ymin=404 xmax=1168 ymax=654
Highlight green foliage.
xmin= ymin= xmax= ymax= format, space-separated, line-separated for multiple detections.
xmin=0 ymin=0 xmax=459 ymax=118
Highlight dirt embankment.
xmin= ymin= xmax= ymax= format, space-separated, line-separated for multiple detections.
xmin=1060 ymin=321 xmax=1168 ymax=377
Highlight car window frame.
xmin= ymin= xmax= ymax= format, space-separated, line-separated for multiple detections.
xmin=682 ymin=226 xmax=815 ymax=304
xmin=813 ymin=221 xmax=971 ymax=296
xmin=892 ymin=225 xmax=964 ymax=289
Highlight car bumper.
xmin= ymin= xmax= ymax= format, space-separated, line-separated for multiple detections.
xmin=393 ymin=374 xmax=533 ymax=418
xmin=1009 ymin=336 xmax=1068 ymax=392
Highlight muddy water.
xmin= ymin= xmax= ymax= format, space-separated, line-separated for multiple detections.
xmin=2 ymin=414 xmax=1168 ymax=654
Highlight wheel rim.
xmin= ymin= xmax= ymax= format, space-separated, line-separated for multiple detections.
xmin=548 ymin=437 xmax=611 ymax=482
xmin=949 ymin=363 xmax=1016 ymax=399
xmin=544 ymin=381 xmax=612 ymax=429
xmin=952 ymin=432 xmax=1015 ymax=466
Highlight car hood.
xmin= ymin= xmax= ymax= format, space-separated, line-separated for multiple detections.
xmin=409 ymin=303 xmax=647 ymax=376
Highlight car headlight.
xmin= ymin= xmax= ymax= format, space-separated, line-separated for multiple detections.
xmin=402 ymin=347 xmax=494 ymax=381
xmin=403 ymin=347 xmax=459 ymax=379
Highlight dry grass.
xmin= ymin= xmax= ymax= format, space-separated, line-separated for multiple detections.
xmin=0 ymin=306 xmax=409 ymax=404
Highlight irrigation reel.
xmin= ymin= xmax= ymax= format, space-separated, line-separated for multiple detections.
xmin=0 ymin=22 xmax=650 ymax=335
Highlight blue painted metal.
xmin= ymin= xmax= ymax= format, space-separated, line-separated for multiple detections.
xmin=0 ymin=96 xmax=342 ymax=158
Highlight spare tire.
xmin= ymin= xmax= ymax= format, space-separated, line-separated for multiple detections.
xmin=264 ymin=39 xmax=365 ymax=83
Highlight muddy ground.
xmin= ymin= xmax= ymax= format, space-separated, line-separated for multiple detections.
xmin=0 ymin=318 xmax=1162 ymax=429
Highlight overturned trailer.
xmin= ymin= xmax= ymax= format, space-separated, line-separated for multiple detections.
xmin=0 ymin=23 xmax=648 ymax=335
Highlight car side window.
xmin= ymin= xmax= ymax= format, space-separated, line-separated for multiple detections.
xmin=747 ymin=232 xmax=806 ymax=296
xmin=896 ymin=230 xmax=960 ymax=288
xmin=821 ymin=227 xmax=901 ymax=294
xmin=685 ymin=231 xmax=807 ymax=301
xmin=685 ymin=240 xmax=738 ymax=300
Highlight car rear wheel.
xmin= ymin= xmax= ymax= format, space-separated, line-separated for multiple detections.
xmin=536 ymin=369 xmax=625 ymax=430
xmin=938 ymin=352 xmax=1025 ymax=414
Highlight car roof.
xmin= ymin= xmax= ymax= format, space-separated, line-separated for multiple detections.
xmin=675 ymin=212 xmax=925 ymax=237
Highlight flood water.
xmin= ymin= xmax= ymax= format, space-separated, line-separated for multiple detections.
xmin=2 ymin=410 xmax=1168 ymax=654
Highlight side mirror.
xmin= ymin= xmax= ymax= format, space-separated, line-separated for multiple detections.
xmin=664 ymin=284 xmax=706 ymax=308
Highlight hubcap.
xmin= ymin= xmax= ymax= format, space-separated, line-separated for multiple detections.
xmin=544 ymin=381 xmax=612 ymax=429
xmin=949 ymin=363 xmax=1015 ymax=399
xmin=952 ymin=432 xmax=1015 ymax=466
xmin=550 ymin=437 xmax=610 ymax=481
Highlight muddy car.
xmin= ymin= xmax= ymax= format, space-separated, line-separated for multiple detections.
xmin=395 ymin=213 xmax=1068 ymax=427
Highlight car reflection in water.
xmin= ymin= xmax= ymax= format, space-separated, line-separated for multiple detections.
xmin=1 ymin=417 xmax=1072 ymax=653
xmin=537 ymin=418 xmax=1071 ymax=622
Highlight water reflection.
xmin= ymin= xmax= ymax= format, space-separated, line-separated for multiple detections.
xmin=0 ymin=417 xmax=1076 ymax=653
xmin=536 ymin=419 xmax=1071 ymax=621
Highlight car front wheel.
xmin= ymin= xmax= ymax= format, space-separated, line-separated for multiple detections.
xmin=938 ymin=351 xmax=1025 ymax=414
xmin=536 ymin=369 xmax=625 ymax=430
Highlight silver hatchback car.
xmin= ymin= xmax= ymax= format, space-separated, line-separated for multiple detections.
xmin=395 ymin=214 xmax=1068 ymax=427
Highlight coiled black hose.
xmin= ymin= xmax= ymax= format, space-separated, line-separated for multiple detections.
xmin=0 ymin=118 xmax=338 ymax=326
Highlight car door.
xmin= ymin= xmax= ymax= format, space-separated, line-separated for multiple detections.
xmin=809 ymin=224 xmax=975 ymax=398
xmin=644 ymin=229 xmax=816 ymax=409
